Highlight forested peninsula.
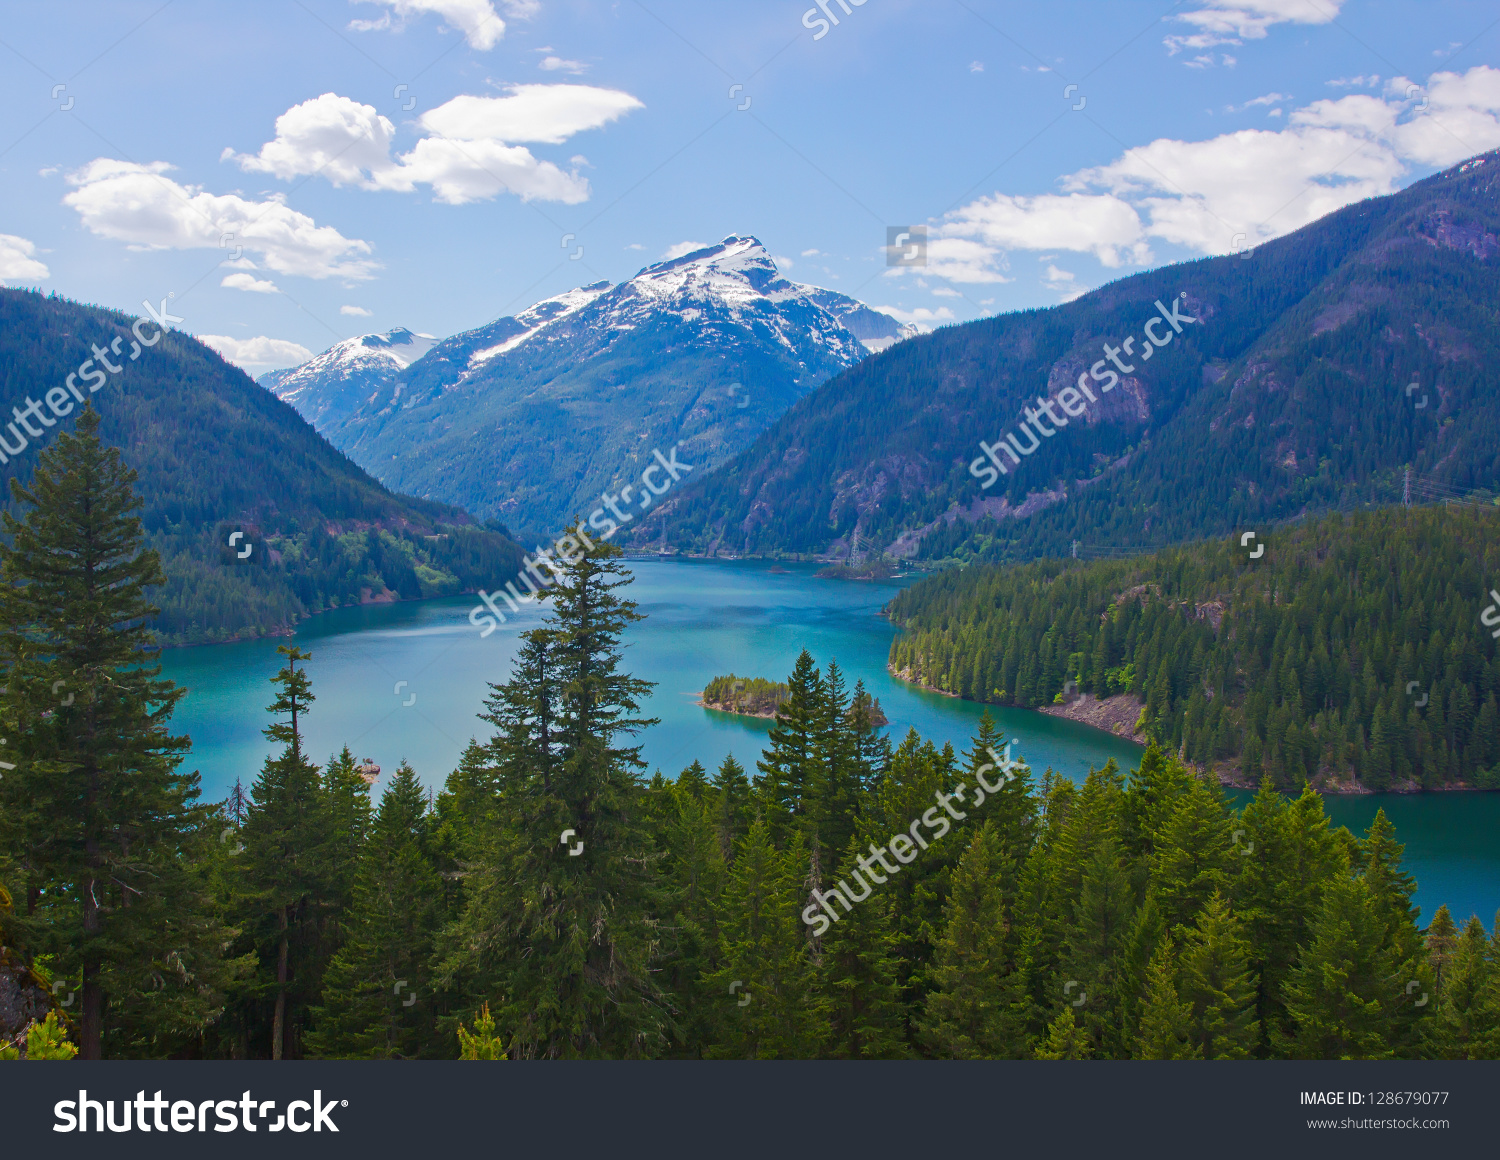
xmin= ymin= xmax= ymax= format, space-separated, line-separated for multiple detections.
xmin=887 ymin=506 xmax=1500 ymax=793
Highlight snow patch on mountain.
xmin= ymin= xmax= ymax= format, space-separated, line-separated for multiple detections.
xmin=470 ymin=281 xmax=612 ymax=365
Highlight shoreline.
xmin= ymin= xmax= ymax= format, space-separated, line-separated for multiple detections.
xmin=889 ymin=671 xmax=1493 ymax=797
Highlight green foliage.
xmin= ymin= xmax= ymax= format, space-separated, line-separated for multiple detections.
xmin=456 ymin=1003 xmax=507 ymax=1060
xmin=886 ymin=505 xmax=1500 ymax=789
xmin=0 ymin=1011 xmax=77 ymax=1060
xmin=0 ymin=405 xmax=239 ymax=1059
xmin=4 ymin=493 xmax=1489 ymax=1061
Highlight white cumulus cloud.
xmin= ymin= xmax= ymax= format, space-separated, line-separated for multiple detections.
xmin=0 ymin=234 xmax=49 ymax=281
xmin=221 ymin=272 xmax=279 ymax=293
xmin=63 ymin=158 xmax=377 ymax=280
xmin=926 ymin=65 xmax=1500 ymax=276
xmin=198 ymin=334 xmax=314 ymax=372
xmin=662 ymin=240 xmax=710 ymax=260
xmin=341 ymin=304 xmax=373 ymax=316
xmin=420 ymin=85 xmax=642 ymax=145
xmin=224 ymin=86 xmax=643 ymax=206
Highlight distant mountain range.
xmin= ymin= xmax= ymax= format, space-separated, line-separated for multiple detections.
xmin=0 ymin=290 xmax=523 ymax=646
xmin=259 ymin=237 xmax=915 ymax=540
xmin=659 ymin=151 xmax=1500 ymax=561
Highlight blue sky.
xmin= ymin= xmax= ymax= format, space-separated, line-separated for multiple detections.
xmin=2 ymin=0 xmax=1498 ymax=372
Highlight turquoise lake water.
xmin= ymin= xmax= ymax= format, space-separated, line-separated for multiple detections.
xmin=160 ymin=557 xmax=1500 ymax=926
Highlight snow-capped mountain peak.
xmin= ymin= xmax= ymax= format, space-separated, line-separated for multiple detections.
xmin=258 ymin=326 xmax=437 ymax=429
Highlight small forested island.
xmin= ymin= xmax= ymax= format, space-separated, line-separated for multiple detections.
xmin=701 ymin=674 xmax=888 ymax=725
xmin=700 ymin=675 xmax=789 ymax=717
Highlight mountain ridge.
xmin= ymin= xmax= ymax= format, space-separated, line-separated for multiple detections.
xmin=259 ymin=236 xmax=916 ymax=540
xmin=0 ymin=289 xmax=523 ymax=645
xmin=655 ymin=152 xmax=1500 ymax=562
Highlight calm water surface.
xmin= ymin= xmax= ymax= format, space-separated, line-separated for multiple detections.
xmin=161 ymin=558 xmax=1500 ymax=924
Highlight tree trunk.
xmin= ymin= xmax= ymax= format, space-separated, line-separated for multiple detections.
xmin=272 ymin=905 xmax=289 ymax=1060
xmin=80 ymin=870 xmax=102 ymax=1059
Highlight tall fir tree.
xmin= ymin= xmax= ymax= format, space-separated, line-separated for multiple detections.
xmin=704 ymin=821 xmax=823 ymax=1058
xmin=1281 ymin=873 xmax=1399 ymax=1059
xmin=1176 ymin=892 xmax=1259 ymax=1059
xmin=710 ymin=753 xmax=753 ymax=861
xmin=437 ymin=530 xmax=667 ymax=1058
xmin=818 ymin=833 xmax=908 ymax=1058
xmin=239 ymin=645 xmax=333 ymax=1060
xmin=755 ymin=650 xmax=824 ymax=844
xmin=307 ymin=761 xmax=441 ymax=1058
xmin=0 ymin=404 xmax=235 ymax=1058
xmin=920 ymin=821 xmax=1024 ymax=1058
xmin=1135 ymin=938 xmax=1195 ymax=1059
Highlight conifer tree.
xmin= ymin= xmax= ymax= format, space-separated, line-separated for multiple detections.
xmin=964 ymin=712 xmax=1035 ymax=914
xmin=239 ymin=645 xmax=333 ymax=1060
xmin=1135 ymin=939 xmax=1194 ymax=1059
xmin=323 ymin=746 xmax=372 ymax=940
xmin=1034 ymin=1004 xmax=1090 ymax=1059
xmin=658 ymin=781 xmax=726 ymax=1056
xmin=819 ymin=833 xmax=907 ymax=1058
xmin=308 ymin=761 xmax=441 ymax=1059
xmin=1424 ymin=915 xmax=1495 ymax=1058
xmin=705 ymin=821 xmax=822 ymax=1058
xmin=437 ymin=531 xmax=667 ymax=1059
xmin=755 ymin=650 xmax=824 ymax=842
xmin=456 ymin=1002 xmax=507 ymax=1059
xmin=1232 ymin=782 xmax=1340 ymax=1054
xmin=1282 ymin=874 xmax=1399 ymax=1059
xmin=921 ymin=821 xmax=1023 ymax=1058
xmin=1422 ymin=905 xmax=1460 ymax=1010
xmin=0 ymin=404 xmax=233 ymax=1059
xmin=1176 ymin=892 xmax=1258 ymax=1058
xmin=1149 ymin=771 xmax=1234 ymax=934
xmin=676 ymin=759 xmax=709 ymax=800
xmin=711 ymin=753 xmax=753 ymax=861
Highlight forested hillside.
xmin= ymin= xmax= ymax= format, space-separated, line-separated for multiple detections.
xmin=2 ymin=418 xmax=1489 ymax=1061
xmin=660 ymin=150 xmax=1500 ymax=562
xmin=887 ymin=505 xmax=1500 ymax=792
xmin=0 ymin=289 xmax=523 ymax=644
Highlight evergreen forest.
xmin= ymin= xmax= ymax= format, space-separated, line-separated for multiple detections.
xmin=888 ymin=506 xmax=1500 ymax=793
xmin=2 ymin=416 xmax=1497 ymax=1061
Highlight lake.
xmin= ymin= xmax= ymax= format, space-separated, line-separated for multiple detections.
xmin=160 ymin=557 xmax=1500 ymax=926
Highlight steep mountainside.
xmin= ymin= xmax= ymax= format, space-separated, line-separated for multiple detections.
xmin=660 ymin=152 xmax=1500 ymax=561
xmin=0 ymin=290 xmax=522 ymax=645
xmin=262 ymin=237 xmax=914 ymax=541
